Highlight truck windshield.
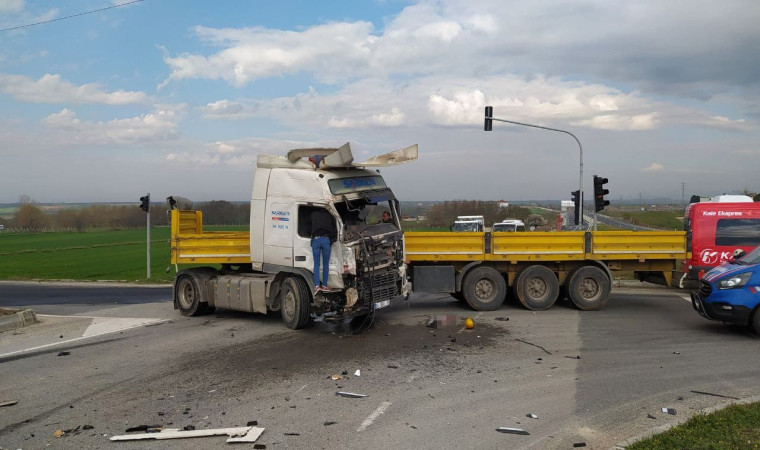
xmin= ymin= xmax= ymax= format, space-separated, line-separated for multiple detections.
xmin=452 ymin=222 xmax=481 ymax=232
xmin=328 ymin=176 xmax=387 ymax=195
xmin=336 ymin=197 xmax=398 ymax=240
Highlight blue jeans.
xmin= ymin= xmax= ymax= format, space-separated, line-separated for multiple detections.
xmin=311 ymin=236 xmax=331 ymax=287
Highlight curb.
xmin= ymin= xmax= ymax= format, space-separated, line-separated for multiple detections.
xmin=0 ymin=309 xmax=38 ymax=333
xmin=612 ymin=394 xmax=760 ymax=449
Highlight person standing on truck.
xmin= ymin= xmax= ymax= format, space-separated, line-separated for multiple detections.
xmin=311 ymin=208 xmax=337 ymax=294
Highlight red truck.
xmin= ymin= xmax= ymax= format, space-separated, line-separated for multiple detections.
xmin=682 ymin=196 xmax=760 ymax=286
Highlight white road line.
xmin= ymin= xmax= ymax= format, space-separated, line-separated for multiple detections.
xmin=679 ymin=294 xmax=692 ymax=303
xmin=0 ymin=317 xmax=168 ymax=359
xmin=356 ymin=401 xmax=392 ymax=432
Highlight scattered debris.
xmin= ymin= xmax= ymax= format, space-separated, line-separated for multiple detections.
xmin=354 ymin=369 xmax=361 ymax=377
xmin=83 ymin=425 xmax=94 ymax=430
xmin=647 ymin=414 xmax=657 ymax=420
xmin=254 ymin=445 xmax=267 ymax=449
xmin=496 ymin=427 xmax=530 ymax=435
xmin=673 ymin=351 xmax=680 ymax=355
xmin=323 ymin=421 xmax=337 ymax=426
xmin=227 ymin=427 xmax=265 ymax=443
xmin=110 ymin=426 xmax=262 ymax=442
xmin=661 ymin=407 xmax=677 ymax=415
xmin=426 ymin=318 xmax=437 ymax=329
xmin=515 ymin=338 xmax=552 ymax=355
xmin=57 ymin=351 xmax=71 ymax=357
xmin=125 ymin=425 xmax=162 ymax=433
xmin=331 ymin=374 xmax=343 ymax=380
xmin=464 ymin=318 xmax=475 ymax=329
xmin=247 ymin=421 xmax=258 ymax=426
xmin=573 ymin=443 xmax=587 ymax=448
xmin=336 ymin=391 xmax=367 ymax=398
xmin=0 ymin=401 xmax=18 ymax=408
xmin=53 ymin=429 xmax=65 ymax=438
xmin=565 ymin=355 xmax=582 ymax=359
xmin=341 ymin=370 xmax=348 ymax=376
xmin=690 ymin=390 xmax=740 ymax=400
xmin=183 ymin=425 xmax=196 ymax=431
xmin=284 ymin=432 xmax=300 ymax=436
xmin=387 ymin=365 xmax=399 ymax=369
xmin=495 ymin=317 xmax=509 ymax=321
xmin=526 ymin=413 xmax=538 ymax=419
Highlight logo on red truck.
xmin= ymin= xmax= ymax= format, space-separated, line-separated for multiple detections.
xmin=699 ymin=248 xmax=734 ymax=265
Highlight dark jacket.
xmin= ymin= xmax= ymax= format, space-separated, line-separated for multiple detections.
xmin=311 ymin=209 xmax=337 ymax=242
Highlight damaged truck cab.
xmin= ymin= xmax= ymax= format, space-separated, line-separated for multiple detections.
xmin=170 ymin=143 xmax=417 ymax=329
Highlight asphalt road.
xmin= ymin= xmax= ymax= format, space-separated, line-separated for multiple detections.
xmin=1 ymin=284 xmax=759 ymax=449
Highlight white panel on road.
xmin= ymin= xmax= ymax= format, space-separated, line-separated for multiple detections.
xmin=82 ymin=317 xmax=165 ymax=337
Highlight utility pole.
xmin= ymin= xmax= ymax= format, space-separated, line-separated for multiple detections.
xmin=139 ymin=193 xmax=151 ymax=279
xmin=681 ymin=182 xmax=685 ymax=205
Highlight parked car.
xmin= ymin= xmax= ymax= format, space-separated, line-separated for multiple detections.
xmin=691 ymin=244 xmax=760 ymax=335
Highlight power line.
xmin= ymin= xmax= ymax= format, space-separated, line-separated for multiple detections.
xmin=1 ymin=0 xmax=144 ymax=32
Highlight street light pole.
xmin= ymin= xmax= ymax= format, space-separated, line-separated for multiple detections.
xmin=484 ymin=106 xmax=584 ymax=227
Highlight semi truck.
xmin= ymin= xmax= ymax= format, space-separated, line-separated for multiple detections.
xmin=168 ymin=143 xmax=417 ymax=329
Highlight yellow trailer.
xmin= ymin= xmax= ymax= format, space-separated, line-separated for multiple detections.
xmin=405 ymin=230 xmax=688 ymax=311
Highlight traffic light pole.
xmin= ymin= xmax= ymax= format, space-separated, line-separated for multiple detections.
xmin=484 ymin=108 xmax=584 ymax=227
xmin=146 ymin=193 xmax=150 ymax=279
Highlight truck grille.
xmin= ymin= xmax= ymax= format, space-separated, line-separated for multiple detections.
xmin=699 ymin=279 xmax=712 ymax=298
xmin=358 ymin=268 xmax=401 ymax=304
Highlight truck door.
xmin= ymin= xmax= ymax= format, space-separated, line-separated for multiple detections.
xmin=294 ymin=204 xmax=342 ymax=288
xmin=263 ymin=199 xmax=294 ymax=266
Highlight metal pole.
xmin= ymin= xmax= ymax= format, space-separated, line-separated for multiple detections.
xmin=486 ymin=116 xmax=584 ymax=226
xmin=146 ymin=194 xmax=151 ymax=280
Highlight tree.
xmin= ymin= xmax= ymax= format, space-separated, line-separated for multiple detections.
xmin=13 ymin=204 xmax=51 ymax=230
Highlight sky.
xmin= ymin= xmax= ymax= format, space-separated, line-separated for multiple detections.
xmin=1 ymin=0 xmax=759 ymax=204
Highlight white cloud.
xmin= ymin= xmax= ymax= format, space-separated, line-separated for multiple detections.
xmin=43 ymin=105 xmax=183 ymax=145
xmin=643 ymin=163 xmax=664 ymax=172
xmin=201 ymin=99 xmax=249 ymax=119
xmin=0 ymin=73 xmax=148 ymax=105
xmin=165 ymin=137 xmax=323 ymax=166
xmin=0 ymin=0 xmax=24 ymax=14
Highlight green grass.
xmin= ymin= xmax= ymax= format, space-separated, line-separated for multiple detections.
xmin=628 ymin=402 xmax=760 ymax=449
xmin=0 ymin=226 xmax=247 ymax=283
xmin=604 ymin=208 xmax=684 ymax=230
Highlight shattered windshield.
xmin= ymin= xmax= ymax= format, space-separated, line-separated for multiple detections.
xmin=336 ymin=196 xmax=398 ymax=240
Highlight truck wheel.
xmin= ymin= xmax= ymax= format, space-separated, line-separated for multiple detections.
xmin=280 ymin=277 xmax=312 ymax=330
xmin=462 ymin=267 xmax=506 ymax=311
xmin=516 ymin=266 xmax=559 ymax=311
xmin=567 ymin=266 xmax=610 ymax=311
xmin=176 ymin=273 xmax=208 ymax=316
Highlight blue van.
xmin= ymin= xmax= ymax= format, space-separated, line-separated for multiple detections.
xmin=692 ymin=245 xmax=760 ymax=335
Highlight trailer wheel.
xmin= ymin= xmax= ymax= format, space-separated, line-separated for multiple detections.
xmin=462 ymin=267 xmax=506 ymax=311
xmin=280 ymin=276 xmax=312 ymax=330
xmin=176 ymin=273 xmax=208 ymax=316
xmin=516 ymin=265 xmax=559 ymax=311
xmin=567 ymin=266 xmax=611 ymax=311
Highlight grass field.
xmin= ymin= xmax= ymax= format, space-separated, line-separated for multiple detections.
xmin=628 ymin=402 xmax=760 ymax=449
xmin=0 ymin=226 xmax=246 ymax=283
xmin=604 ymin=208 xmax=684 ymax=230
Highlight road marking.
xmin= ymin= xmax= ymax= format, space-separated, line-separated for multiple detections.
xmin=356 ymin=401 xmax=391 ymax=432
xmin=679 ymin=294 xmax=691 ymax=303
xmin=0 ymin=317 xmax=168 ymax=359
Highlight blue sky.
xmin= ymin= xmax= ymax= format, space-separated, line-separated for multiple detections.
xmin=1 ymin=0 xmax=759 ymax=203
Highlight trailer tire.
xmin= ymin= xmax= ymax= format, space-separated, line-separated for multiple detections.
xmin=176 ymin=273 xmax=208 ymax=316
xmin=516 ymin=265 xmax=559 ymax=311
xmin=280 ymin=276 xmax=312 ymax=330
xmin=567 ymin=266 xmax=610 ymax=311
xmin=462 ymin=267 xmax=506 ymax=311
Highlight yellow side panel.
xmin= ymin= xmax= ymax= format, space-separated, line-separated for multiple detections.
xmin=405 ymin=232 xmax=484 ymax=261
xmin=590 ymin=231 xmax=687 ymax=260
xmin=170 ymin=210 xmax=251 ymax=264
xmin=490 ymin=231 xmax=586 ymax=261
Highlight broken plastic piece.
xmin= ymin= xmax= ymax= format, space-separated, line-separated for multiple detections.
xmin=331 ymin=374 xmax=343 ymax=380
xmin=336 ymin=391 xmax=367 ymax=398
xmin=495 ymin=317 xmax=509 ymax=321
xmin=573 ymin=443 xmax=587 ymax=448
xmin=110 ymin=426 xmax=257 ymax=442
xmin=227 ymin=427 xmax=265 ymax=443
xmin=496 ymin=427 xmax=529 ymax=435
xmin=323 ymin=421 xmax=337 ymax=426
xmin=661 ymin=407 xmax=677 ymax=415
xmin=526 ymin=413 xmax=538 ymax=419
xmin=354 ymin=370 xmax=361 ymax=377
xmin=57 ymin=351 xmax=70 ymax=357
xmin=0 ymin=401 xmax=18 ymax=407
xmin=125 ymin=425 xmax=162 ymax=433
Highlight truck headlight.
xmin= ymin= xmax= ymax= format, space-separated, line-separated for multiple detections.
xmin=717 ymin=272 xmax=751 ymax=289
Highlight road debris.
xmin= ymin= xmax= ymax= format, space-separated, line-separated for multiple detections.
xmin=464 ymin=318 xmax=475 ymax=329
xmin=690 ymin=390 xmax=740 ymax=400
xmin=496 ymin=427 xmax=529 ymax=435
xmin=573 ymin=443 xmax=587 ymax=448
xmin=515 ymin=338 xmax=552 ymax=355
xmin=354 ymin=369 xmax=361 ymax=377
xmin=227 ymin=427 xmax=265 ymax=443
xmin=647 ymin=414 xmax=657 ymax=419
xmin=125 ymin=425 xmax=163 ymax=433
xmin=495 ymin=317 xmax=509 ymax=321
xmin=284 ymin=432 xmax=300 ymax=436
xmin=110 ymin=426 xmax=263 ymax=442
xmin=0 ymin=400 xmax=18 ymax=407
xmin=331 ymin=374 xmax=343 ymax=380
xmin=661 ymin=407 xmax=677 ymax=415
xmin=324 ymin=421 xmax=337 ymax=426
xmin=247 ymin=421 xmax=258 ymax=426
xmin=426 ymin=318 xmax=437 ymax=329
xmin=673 ymin=351 xmax=680 ymax=355
xmin=57 ymin=351 xmax=71 ymax=357
xmin=336 ymin=391 xmax=367 ymax=398
xmin=387 ymin=365 xmax=399 ymax=369
xmin=565 ymin=355 xmax=582 ymax=359
xmin=526 ymin=413 xmax=538 ymax=419
xmin=53 ymin=429 xmax=65 ymax=438
xmin=254 ymin=445 xmax=266 ymax=449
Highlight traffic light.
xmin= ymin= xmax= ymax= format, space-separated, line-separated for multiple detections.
xmin=484 ymin=106 xmax=493 ymax=131
xmin=571 ymin=190 xmax=581 ymax=225
xmin=139 ymin=194 xmax=150 ymax=212
xmin=593 ymin=175 xmax=610 ymax=212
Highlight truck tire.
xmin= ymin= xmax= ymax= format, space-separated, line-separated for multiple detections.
xmin=280 ymin=276 xmax=312 ymax=330
xmin=462 ymin=267 xmax=506 ymax=311
xmin=176 ymin=273 xmax=209 ymax=316
xmin=516 ymin=265 xmax=559 ymax=311
xmin=567 ymin=266 xmax=610 ymax=311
